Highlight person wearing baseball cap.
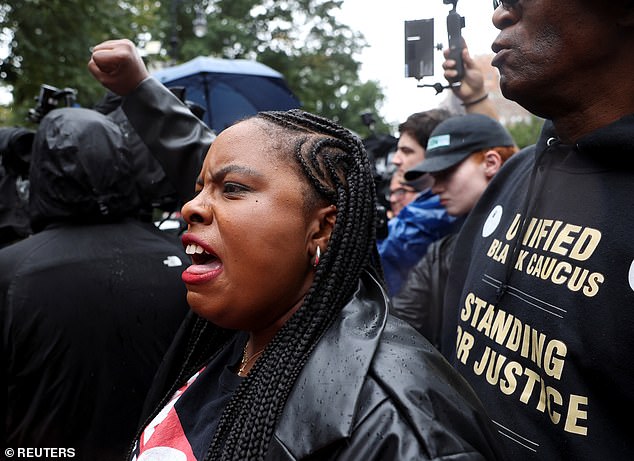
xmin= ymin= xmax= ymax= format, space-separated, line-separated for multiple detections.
xmin=404 ymin=113 xmax=517 ymax=216
xmin=405 ymin=113 xmax=516 ymax=180
xmin=392 ymin=113 xmax=518 ymax=351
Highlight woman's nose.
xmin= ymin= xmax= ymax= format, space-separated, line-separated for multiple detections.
xmin=181 ymin=194 xmax=210 ymax=225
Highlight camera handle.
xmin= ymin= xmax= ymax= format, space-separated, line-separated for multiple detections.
xmin=445 ymin=0 xmax=466 ymax=84
xmin=418 ymin=0 xmax=465 ymax=94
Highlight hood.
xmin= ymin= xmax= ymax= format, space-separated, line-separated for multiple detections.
xmin=106 ymin=105 xmax=178 ymax=211
xmin=94 ymin=90 xmax=178 ymax=212
xmin=0 ymin=127 xmax=34 ymax=243
xmin=29 ymin=107 xmax=141 ymax=231
xmin=0 ymin=127 xmax=34 ymax=177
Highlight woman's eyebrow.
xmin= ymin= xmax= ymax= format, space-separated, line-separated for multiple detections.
xmin=210 ymin=164 xmax=264 ymax=182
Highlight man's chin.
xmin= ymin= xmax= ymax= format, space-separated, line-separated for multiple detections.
xmin=498 ymin=75 xmax=528 ymax=105
xmin=500 ymin=80 xmax=553 ymax=121
xmin=498 ymin=74 xmax=515 ymax=99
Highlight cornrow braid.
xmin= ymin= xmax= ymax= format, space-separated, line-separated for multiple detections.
xmin=203 ymin=109 xmax=383 ymax=460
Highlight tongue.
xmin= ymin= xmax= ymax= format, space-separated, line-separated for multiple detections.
xmin=186 ymin=260 xmax=223 ymax=274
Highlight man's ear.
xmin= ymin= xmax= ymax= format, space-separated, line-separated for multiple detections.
xmin=483 ymin=150 xmax=503 ymax=180
xmin=309 ymin=204 xmax=337 ymax=258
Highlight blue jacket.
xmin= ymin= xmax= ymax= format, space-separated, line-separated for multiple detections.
xmin=378 ymin=189 xmax=456 ymax=297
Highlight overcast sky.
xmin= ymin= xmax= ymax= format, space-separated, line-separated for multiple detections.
xmin=337 ymin=0 xmax=499 ymax=125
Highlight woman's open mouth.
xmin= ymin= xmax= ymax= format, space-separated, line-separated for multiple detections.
xmin=182 ymin=243 xmax=224 ymax=285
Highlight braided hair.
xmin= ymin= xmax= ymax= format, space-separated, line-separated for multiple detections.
xmin=177 ymin=109 xmax=382 ymax=461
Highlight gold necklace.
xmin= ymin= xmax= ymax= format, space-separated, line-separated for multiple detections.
xmin=238 ymin=344 xmax=265 ymax=376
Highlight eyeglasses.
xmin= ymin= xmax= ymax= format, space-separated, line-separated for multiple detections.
xmin=493 ymin=0 xmax=520 ymax=10
xmin=387 ymin=187 xmax=418 ymax=201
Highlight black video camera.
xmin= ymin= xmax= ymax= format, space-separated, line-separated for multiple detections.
xmin=404 ymin=0 xmax=465 ymax=91
xmin=27 ymin=84 xmax=78 ymax=123
xmin=360 ymin=112 xmax=397 ymax=240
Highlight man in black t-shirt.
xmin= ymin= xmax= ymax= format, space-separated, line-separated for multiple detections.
xmin=439 ymin=1 xmax=634 ymax=459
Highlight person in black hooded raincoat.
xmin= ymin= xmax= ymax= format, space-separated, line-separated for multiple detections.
xmin=0 ymin=127 xmax=34 ymax=248
xmin=0 ymin=107 xmax=190 ymax=459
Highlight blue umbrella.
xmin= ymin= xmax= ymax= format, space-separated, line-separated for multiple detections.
xmin=152 ymin=56 xmax=301 ymax=132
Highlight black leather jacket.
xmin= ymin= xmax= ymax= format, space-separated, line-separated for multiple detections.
xmin=134 ymin=270 xmax=505 ymax=460
xmin=391 ymin=233 xmax=457 ymax=353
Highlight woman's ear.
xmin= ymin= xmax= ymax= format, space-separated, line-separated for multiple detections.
xmin=309 ymin=204 xmax=337 ymax=261
xmin=483 ymin=150 xmax=503 ymax=180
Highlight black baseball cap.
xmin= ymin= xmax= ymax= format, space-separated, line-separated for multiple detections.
xmin=404 ymin=114 xmax=515 ymax=180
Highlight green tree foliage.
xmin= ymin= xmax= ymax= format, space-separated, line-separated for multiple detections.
xmin=0 ymin=0 xmax=388 ymax=134
xmin=0 ymin=0 xmax=159 ymax=125
xmin=507 ymin=115 xmax=545 ymax=149
xmin=0 ymin=102 xmax=10 ymax=125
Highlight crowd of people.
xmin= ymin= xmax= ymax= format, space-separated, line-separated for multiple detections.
xmin=1 ymin=0 xmax=633 ymax=459
xmin=391 ymin=113 xmax=518 ymax=352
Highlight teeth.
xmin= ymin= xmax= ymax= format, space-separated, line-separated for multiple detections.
xmin=185 ymin=244 xmax=209 ymax=255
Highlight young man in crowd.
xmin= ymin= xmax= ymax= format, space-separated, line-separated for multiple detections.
xmin=386 ymin=170 xmax=425 ymax=219
xmin=377 ymin=109 xmax=457 ymax=297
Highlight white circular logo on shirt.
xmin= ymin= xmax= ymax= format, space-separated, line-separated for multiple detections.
xmin=482 ymin=205 xmax=503 ymax=238
xmin=628 ymin=260 xmax=634 ymax=292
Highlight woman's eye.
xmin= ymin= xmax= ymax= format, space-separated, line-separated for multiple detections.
xmin=223 ymin=182 xmax=249 ymax=195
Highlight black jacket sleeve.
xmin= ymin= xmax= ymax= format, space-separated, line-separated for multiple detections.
xmin=390 ymin=234 xmax=457 ymax=350
xmin=122 ymin=77 xmax=216 ymax=202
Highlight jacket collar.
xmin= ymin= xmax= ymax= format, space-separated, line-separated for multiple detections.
xmin=538 ymin=113 xmax=634 ymax=156
xmin=536 ymin=114 xmax=634 ymax=170
xmin=272 ymin=270 xmax=389 ymax=458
